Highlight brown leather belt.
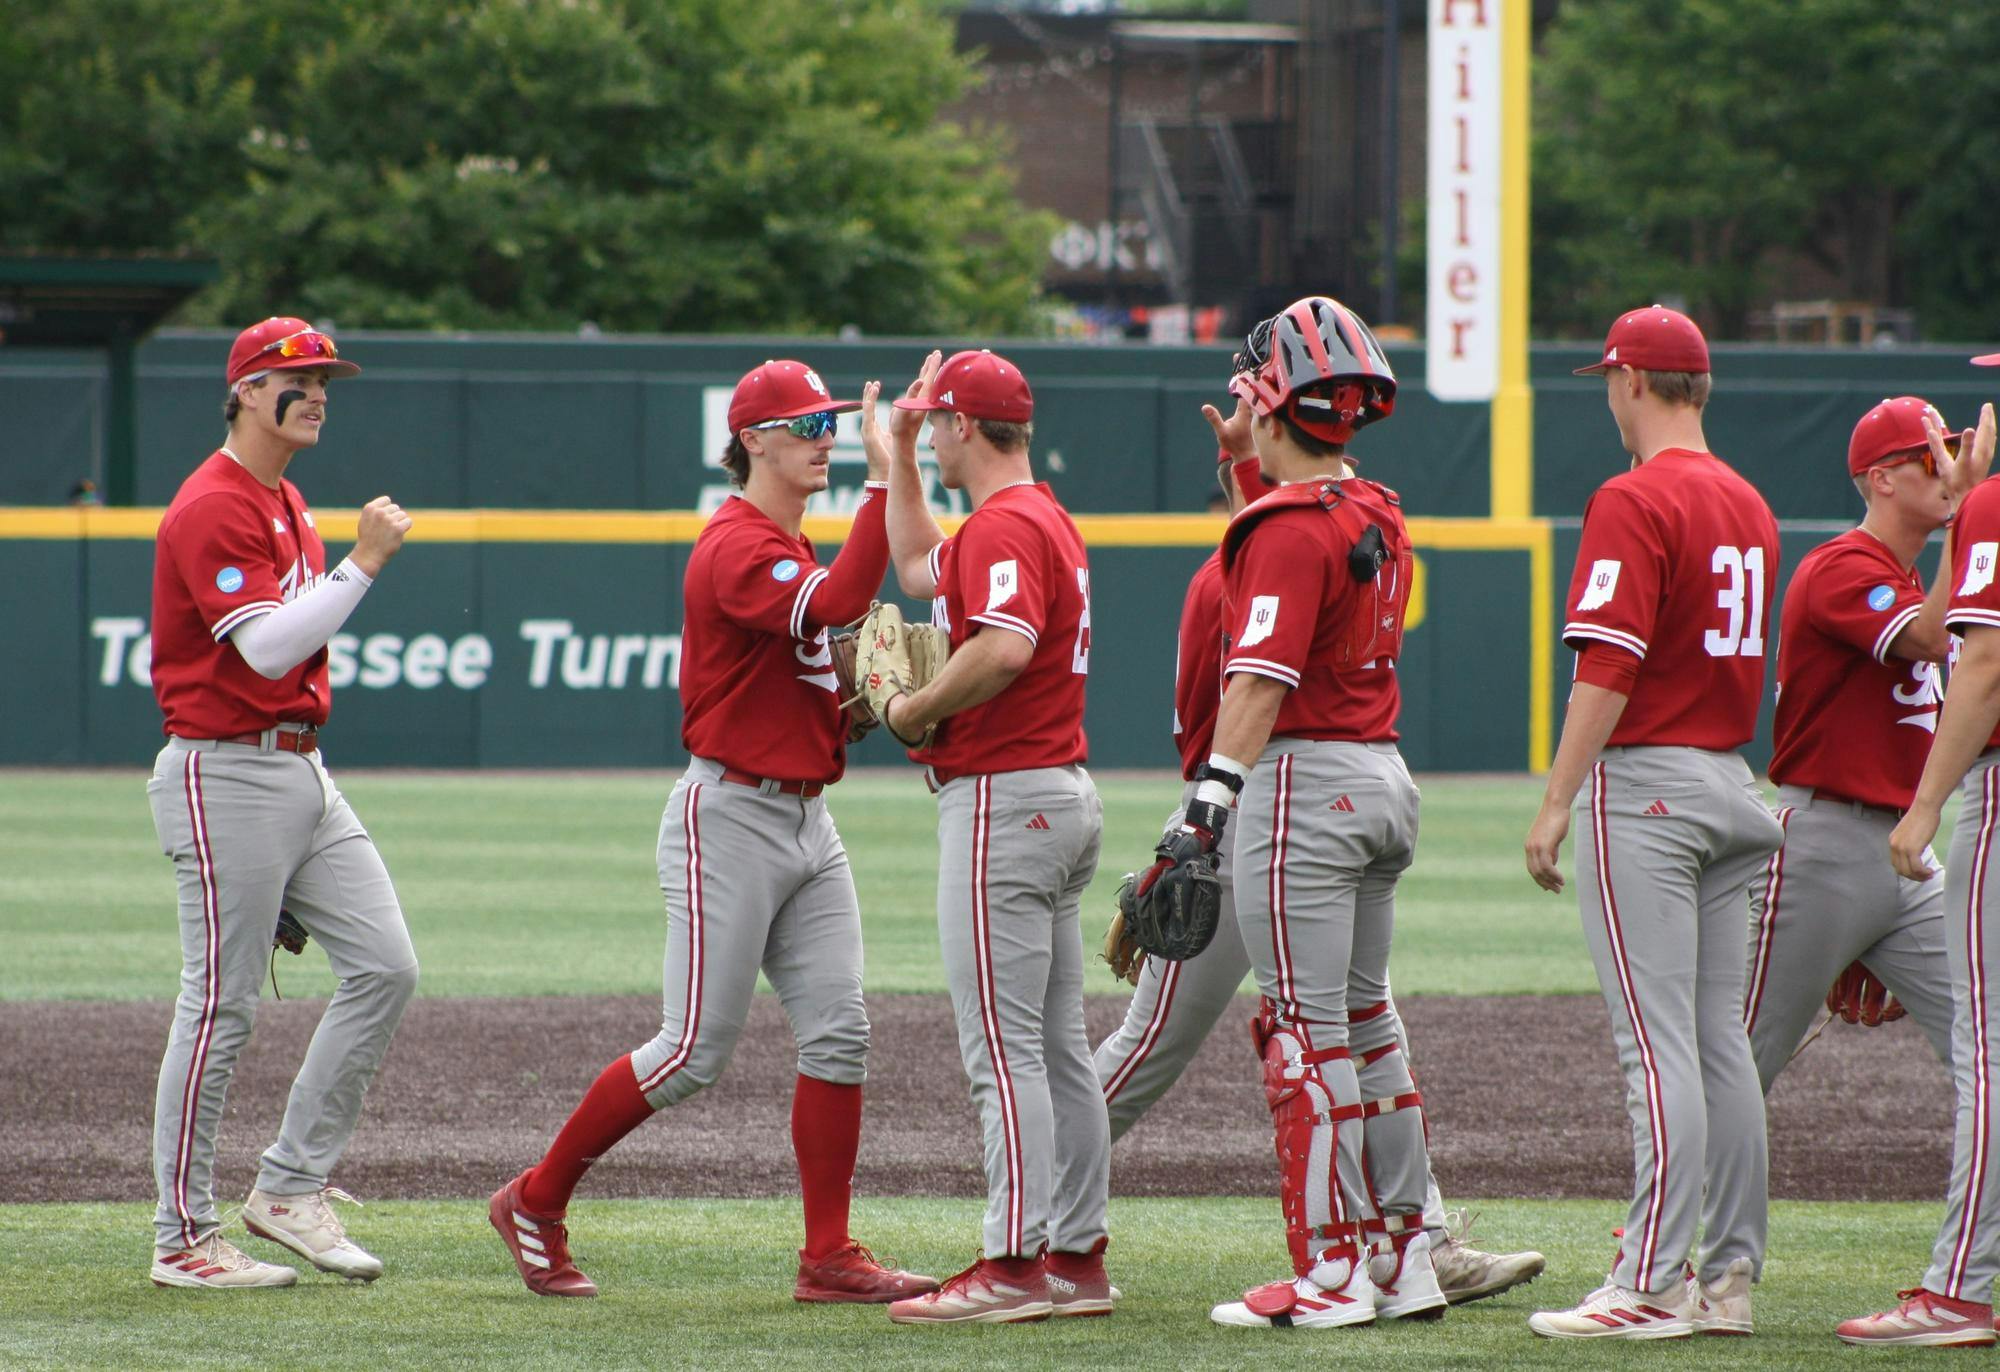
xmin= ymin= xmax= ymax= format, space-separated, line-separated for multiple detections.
xmin=719 ymin=766 xmax=822 ymax=798
xmin=219 ymin=725 xmax=319 ymax=755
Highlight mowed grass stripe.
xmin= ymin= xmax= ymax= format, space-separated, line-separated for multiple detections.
xmin=0 ymin=1196 xmax=1956 ymax=1371
xmin=2 ymin=769 xmax=1950 ymax=1002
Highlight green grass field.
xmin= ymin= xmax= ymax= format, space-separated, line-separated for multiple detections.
xmin=0 ymin=769 xmax=1589 ymax=1001
xmin=1 ymin=768 xmax=1966 ymax=1368
xmin=0 ymin=1197 xmax=1958 ymax=1371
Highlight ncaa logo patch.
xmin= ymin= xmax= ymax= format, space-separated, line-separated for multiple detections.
xmin=771 ymin=559 xmax=801 ymax=583
xmin=1868 ymin=584 xmax=1897 ymax=612
xmin=215 ymin=566 xmax=245 ymax=594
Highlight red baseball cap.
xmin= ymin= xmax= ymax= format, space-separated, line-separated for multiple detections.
xmin=1573 ymin=305 xmax=1711 ymax=376
xmin=1974 ymin=352 xmax=2000 ymax=366
xmin=892 ymin=349 xmax=1034 ymax=423
xmin=1849 ymin=395 xmax=1946 ymax=475
xmin=226 ymin=317 xmax=359 ymax=385
xmin=726 ymin=360 xmax=860 ymax=434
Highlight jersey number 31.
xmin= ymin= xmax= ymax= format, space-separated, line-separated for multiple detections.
xmin=1704 ymin=544 xmax=1767 ymax=658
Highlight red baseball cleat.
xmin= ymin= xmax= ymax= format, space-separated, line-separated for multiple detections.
xmin=1046 ymin=1237 xmax=1120 ymax=1317
xmin=488 ymin=1172 xmax=597 ymax=1298
xmin=1837 ymin=1288 xmax=1995 ymax=1347
xmin=888 ymin=1253 xmax=1052 ymax=1324
xmin=794 ymin=1241 xmax=941 ymax=1304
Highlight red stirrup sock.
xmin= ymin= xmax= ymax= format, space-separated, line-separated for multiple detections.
xmin=793 ymin=1074 xmax=863 ymax=1261
xmin=520 ymin=1053 xmax=656 ymax=1216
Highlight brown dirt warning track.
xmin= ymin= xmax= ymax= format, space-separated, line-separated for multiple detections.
xmin=0 ymin=992 xmax=1948 ymax=1204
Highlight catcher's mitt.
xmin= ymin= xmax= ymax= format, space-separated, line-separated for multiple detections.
xmin=847 ymin=601 xmax=950 ymax=749
xmin=1124 ymin=830 xmax=1224 ymax=964
xmin=827 ymin=630 xmax=876 ymax=745
xmin=1101 ymin=878 xmax=1145 ymax=985
xmin=1825 ymin=959 xmax=1905 ymax=1027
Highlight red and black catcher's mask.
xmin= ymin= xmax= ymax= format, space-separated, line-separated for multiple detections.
xmin=1230 ymin=295 xmax=1397 ymax=445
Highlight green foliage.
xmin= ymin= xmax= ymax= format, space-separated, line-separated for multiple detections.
xmin=1532 ymin=0 xmax=1928 ymax=338
xmin=0 ymin=1196 xmax=1958 ymax=1370
xmin=1895 ymin=9 xmax=2000 ymax=342
xmin=0 ymin=0 xmax=1055 ymax=335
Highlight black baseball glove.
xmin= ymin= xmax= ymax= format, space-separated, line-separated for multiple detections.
xmin=1123 ymin=801 xmax=1227 ymax=963
xmin=274 ymin=908 xmax=310 ymax=955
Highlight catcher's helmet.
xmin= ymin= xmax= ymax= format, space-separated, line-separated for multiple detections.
xmin=1230 ymin=295 xmax=1396 ymax=444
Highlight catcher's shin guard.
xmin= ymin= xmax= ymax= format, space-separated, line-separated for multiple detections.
xmin=1252 ymin=998 xmax=1366 ymax=1275
xmin=1349 ymin=1000 xmax=1431 ymax=1224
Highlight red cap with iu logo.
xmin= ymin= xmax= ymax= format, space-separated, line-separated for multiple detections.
xmin=1573 ymin=305 xmax=1711 ymax=376
xmin=1848 ymin=395 xmax=1944 ymax=475
xmin=893 ymin=349 xmax=1035 ymax=423
xmin=726 ymin=360 xmax=861 ymax=434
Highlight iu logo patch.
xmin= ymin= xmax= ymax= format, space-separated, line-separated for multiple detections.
xmin=1239 ymin=595 xmax=1280 ymax=648
xmin=1576 ymin=559 xmax=1622 ymax=611
xmin=1963 ymin=543 xmax=1999 ymax=596
xmin=987 ymin=559 xmax=1018 ymax=610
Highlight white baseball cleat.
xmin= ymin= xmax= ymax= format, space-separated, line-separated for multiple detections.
xmin=1836 ymin=1288 xmax=1997 ymax=1347
xmin=1433 ymin=1208 xmax=1545 ymax=1304
xmin=242 ymin=1186 xmax=382 ymax=1281
xmin=151 ymin=1230 xmax=298 ymax=1289
xmin=1211 ymin=1253 xmax=1377 ymax=1329
xmin=1691 ymin=1257 xmax=1754 ymax=1335
xmin=1528 ymin=1280 xmax=1694 ymax=1339
xmin=1369 ymin=1231 xmax=1448 ymax=1320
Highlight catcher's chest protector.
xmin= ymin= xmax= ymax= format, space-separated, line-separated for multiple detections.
xmin=1224 ymin=479 xmax=1414 ymax=669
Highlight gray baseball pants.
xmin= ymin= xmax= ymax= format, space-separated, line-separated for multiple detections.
xmin=1742 ymin=785 xmax=1954 ymax=1088
xmin=629 ymin=757 xmax=870 ymax=1106
xmin=1092 ymin=779 xmax=1448 ymax=1230
xmin=936 ymin=765 xmax=1108 ymax=1258
xmin=147 ymin=736 xmax=418 ymax=1253
xmin=1574 ymin=745 xmax=1782 ymax=1295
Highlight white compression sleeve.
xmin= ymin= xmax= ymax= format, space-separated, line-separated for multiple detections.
xmin=228 ymin=558 xmax=374 ymax=679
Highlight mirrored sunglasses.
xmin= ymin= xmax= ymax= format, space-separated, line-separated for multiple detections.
xmin=1873 ymin=435 xmax=1957 ymax=478
xmin=257 ymin=329 xmax=341 ymax=363
xmin=751 ymin=410 xmax=840 ymax=440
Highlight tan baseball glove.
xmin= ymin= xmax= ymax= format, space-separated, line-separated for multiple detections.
xmin=847 ymin=602 xmax=950 ymax=749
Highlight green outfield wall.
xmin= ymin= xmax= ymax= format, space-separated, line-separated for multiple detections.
xmin=0 ymin=510 xmax=1548 ymax=773
xmin=4 ymin=331 xmax=1994 ymax=520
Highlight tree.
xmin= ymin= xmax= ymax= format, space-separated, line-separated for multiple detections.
xmin=0 ymin=0 xmax=1056 ymax=335
xmin=1895 ymin=9 xmax=2000 ymax=342
xmin=1532 ymin=0 xmax=1924 ymax=339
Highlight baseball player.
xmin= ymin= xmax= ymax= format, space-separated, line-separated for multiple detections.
xmin=146 ymin=318 xmax=419 ymax=1288
xmin=1132 ymin=295 xmax=1444 ymax=1332
xmin=1094 ymin=400 xmax=1545 ymax=1308
xmin=1523 ymin=306 xmax=1784 ymax=1340
xmin=1744 ymin=397 xmax=1976 ymax=1103
xmin=489 ymin=362 xmax=938 ymax=1305
xmin=871 ymin=348 xmax=1111 ymax=1325
xmin=1843 ymin=384 xmax=2000 ymax=1346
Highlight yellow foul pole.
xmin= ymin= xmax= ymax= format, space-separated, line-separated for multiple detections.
xmin=1490 ymin=0 xmax=1532 ymax=521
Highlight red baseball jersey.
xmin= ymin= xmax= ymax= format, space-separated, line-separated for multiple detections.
xmin=679 ymin=495 xmax=859 ymax=783
xmin=1219 ymin=494 xmax=1406 ymax=743
xmin=917 ymin=483 xmax=1090 ymax=783
xmin=1173 ymin=551 xmax=1226 ymax=779
xmin=1947 ymin=476 xmax=2000 ymax=751
xmin=1769 ymin=528 xmax=1938 ymax=810
xmin=1564 ymin=449 xmax=1779 ymax=749
xmin=152 ymin=451 xmax=332 ymax=738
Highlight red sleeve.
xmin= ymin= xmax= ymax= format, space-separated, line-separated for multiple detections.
xmin=164 ymin=492 xmax=285 ymax=641
xmin=1574 ymin=640 xmax=1641 ymax=694
xmin=798 ymin=484 xmax=889 ymax=631
xmin=1222 ymin=522 xmax=1330 ymax=689
xmin=1563 ymin=484 xmax=1667 ymax=661
xmin=1804 ymin=545 xmax=1926 ymax=663
xmin=955 ymin=509 xmax=1048 ymax=645
xmin=1950 ymin=482 xmax=2000 ymax=637
xmin=711 ymin=527 xmax=824 ymax=640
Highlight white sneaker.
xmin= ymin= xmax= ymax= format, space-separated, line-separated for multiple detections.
xmin=1368 ymin=1231 xmax=1448 ymax=1320
xmin=1211 ymin=1253 xmax=1377 ymax=1329
xmin=243 ymin=1186 xmax=383 ymax=1281
xmin=1691 ymin=1257 xmax=1753 ymax=1335
xmin=1528 ymin=1280 xmax=1694 ymax=1340
xmin=151 ymin=1231 xmax=298 ymax=1289
xmin=1433 ymin=1208 xmax=1546 ymax=1305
